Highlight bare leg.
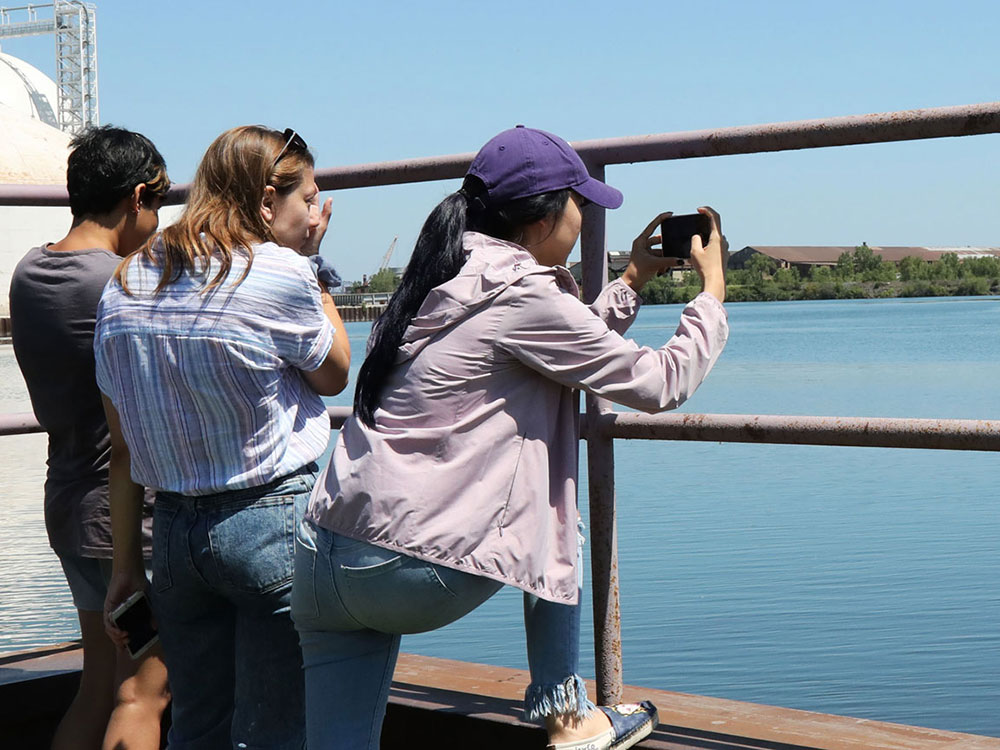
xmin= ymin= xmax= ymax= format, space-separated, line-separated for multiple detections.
xmin=102 ymin=643 xmax=170 ymax=750
xmin=546 ymin=710 xmax=613 ymax=744
xmin=51 ymin=609 xmax=116 ymax=750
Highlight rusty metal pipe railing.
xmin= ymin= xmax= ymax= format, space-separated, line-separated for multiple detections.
xmin=6 ymin=409 xmax=997 ymax=452
xmin=0 ymin=408 xmax=349 ymax=438
xmin=584 ymin=412 xmax=1000 ymax=452
xmin=0 ymin=184 xmax=71 ymax=206
xmin=0 ymin=413 xmax=45 ymax=436
xmin=578 ymin=163 xmax=625 ymax=704
xmin=314 ymin=102 xmax=1000 ymax=192
xmin=584 ymin=397 xmax=624 ymax=706
xmin=3 ymin=102 xmax=998 ymax=207
xmin=7 ymin=407 xmax=997 ymax=450
xmin=570 ymin=102 xmax=1000 ymax=165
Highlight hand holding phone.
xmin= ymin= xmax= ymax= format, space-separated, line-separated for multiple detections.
xmin=109 ymin=590 xmax=159 ymax=660
xmin=655 ymin=213 xmax=713 ymax=259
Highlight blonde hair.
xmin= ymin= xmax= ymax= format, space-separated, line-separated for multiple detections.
xmin=116 ymin=125 xmax=314 ymax=294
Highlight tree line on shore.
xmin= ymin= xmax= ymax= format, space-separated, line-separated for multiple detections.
xmin=638 ymin=245 xmax=1000 ymax=304
xmin=349 ymin=245 xmax=1000 ymax=304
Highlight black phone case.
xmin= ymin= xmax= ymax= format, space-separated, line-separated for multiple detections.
xmin=658 ymin=214 xmax=712 ymax=259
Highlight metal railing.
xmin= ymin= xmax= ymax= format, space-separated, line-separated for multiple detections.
xmin=3 ymin=101 xmax=1000 ymax=706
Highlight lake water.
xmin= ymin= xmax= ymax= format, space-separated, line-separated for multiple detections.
xmin=1 ymin=296 xmax=998 ymax=736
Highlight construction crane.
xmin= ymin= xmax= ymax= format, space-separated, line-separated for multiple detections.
xmin=0 ymin=1 xmax=99 ymax=133
xmin=379 ymin=236 xmax=397 ymax=272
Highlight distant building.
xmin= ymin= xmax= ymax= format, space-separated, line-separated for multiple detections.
xmin=567 ymin=251 xmax=630 ymax=283
xmin=567 ymin=250 xmax=700 ymax=284
xmin=731 ymin=245 xmax=1000 ymax=276
xmin=559 ymin=245 xmax=1000 ymax=287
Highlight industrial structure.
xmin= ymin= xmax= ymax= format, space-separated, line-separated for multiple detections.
xmin=0 ymin=1 xmax=98 ymax=134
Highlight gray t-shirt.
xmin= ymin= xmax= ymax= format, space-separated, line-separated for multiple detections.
xmin=9 ymin=245 xmax=152 ymax=558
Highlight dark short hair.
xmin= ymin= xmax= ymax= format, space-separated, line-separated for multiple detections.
xmin=66 ymin=125 xmax=170 ymax=217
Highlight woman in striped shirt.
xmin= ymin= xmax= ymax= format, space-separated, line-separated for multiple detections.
xmin=96 ymin=126 xmax=350 ymax=749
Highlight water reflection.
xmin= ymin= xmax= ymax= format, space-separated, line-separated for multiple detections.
xmin=0 ymin=347 xmax=79 ymax=652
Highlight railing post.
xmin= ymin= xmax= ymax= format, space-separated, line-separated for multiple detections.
xmin=580 ymin=161 xmax=624 ymax=706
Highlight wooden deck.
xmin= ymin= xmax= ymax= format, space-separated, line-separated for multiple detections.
xmin=2 ymin=643 xmax=998 ymax=749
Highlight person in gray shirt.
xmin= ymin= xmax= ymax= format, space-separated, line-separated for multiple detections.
xmin=9 ymin=126 xmax=171 ymax=750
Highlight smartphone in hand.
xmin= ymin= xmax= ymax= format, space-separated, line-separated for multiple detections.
xmin=109 ymin=591 xmax=159 ymax=660
xmin=656 ymin=213 xmax=712 ymax=259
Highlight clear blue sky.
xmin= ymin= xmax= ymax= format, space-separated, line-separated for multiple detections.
xmin=3 ymin=0 xmax=998 ymax=282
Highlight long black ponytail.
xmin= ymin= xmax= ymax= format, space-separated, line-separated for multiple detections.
xmin=354 ymin=176 xmax=570 ymax=426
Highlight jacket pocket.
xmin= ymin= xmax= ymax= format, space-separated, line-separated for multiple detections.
xmin=497 ymin=432 xmax=526 ymax=534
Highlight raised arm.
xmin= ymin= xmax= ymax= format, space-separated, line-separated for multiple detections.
xmin=297 ymin=195 xmax=352 ymax=395
xmin=497 ymin=208 xmax=729 ymax=412
xmin=303 ymin=281 xmax=352 ymax=396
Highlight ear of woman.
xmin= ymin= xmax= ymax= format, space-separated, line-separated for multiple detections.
xmin=130 ymin=183 xmax=145 ymax=214
xmin=260 ymin=185 xmax=276 ymax=224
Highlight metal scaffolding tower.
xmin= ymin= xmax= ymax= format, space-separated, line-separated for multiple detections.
xmin=0 ymin=2 xmax=99 ymax=134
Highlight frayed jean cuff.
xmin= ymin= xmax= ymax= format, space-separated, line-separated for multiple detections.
xmin=523 ymin=674 xmax=595 ymax=721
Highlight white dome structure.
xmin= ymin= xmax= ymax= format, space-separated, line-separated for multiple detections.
xmin=0 ymin=51 xmax=70 ymax=184
xmin=0 ymin=51 xmax=73 ymax=316
xmin=0 ymin=50 xmax=60 ymax=128
xmin=0 ymin=102 xmax=72 ymax=184
xmin=0 ymin=50 xmax=182 ymax=320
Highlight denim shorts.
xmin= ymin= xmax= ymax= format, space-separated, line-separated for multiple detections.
xmin=56 ymin=553 xmax=112 ymax=612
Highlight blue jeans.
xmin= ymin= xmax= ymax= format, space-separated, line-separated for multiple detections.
xmin=151 ymin=465 xmax=317 ymax=750
xmin=291 ymin=519 xmax=592 ymax=750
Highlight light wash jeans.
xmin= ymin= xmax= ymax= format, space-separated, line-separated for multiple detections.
xmin=291 ymin=518 xmax=593 ymax=750
xmin=151 ymin=465 xmax=317 ymax=750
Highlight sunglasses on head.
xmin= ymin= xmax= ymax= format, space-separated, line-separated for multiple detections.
xmin=271 ymin=128 xmax=308 ymax=170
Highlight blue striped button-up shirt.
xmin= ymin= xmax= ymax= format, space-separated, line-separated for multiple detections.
xmin=95 ymin=241 xmax=335 ymax=495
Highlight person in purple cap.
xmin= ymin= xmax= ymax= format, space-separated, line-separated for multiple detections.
xmin=292 ymin=126 xmax=730 ymax=750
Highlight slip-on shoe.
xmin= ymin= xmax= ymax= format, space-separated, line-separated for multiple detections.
xmin=547 ymin=700 xmax=658 ymax=750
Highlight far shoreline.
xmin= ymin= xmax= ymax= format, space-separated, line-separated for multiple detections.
xmin=660 ymin=282 xmax=1000 ymax=305
xmin=648 ymin=281 xmax=1000 ymax=304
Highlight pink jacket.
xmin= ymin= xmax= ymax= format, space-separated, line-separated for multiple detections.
xmin=306 ymin=232 xmax=729 ymax=604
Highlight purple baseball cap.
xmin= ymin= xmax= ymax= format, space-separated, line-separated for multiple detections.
xmin=467 ymin=125 xmax=623 ymax=209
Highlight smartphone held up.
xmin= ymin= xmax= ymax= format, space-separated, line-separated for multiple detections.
xmin=655 ymin=213 xmax=712 ymax=259
xmin=109 ymin=590 xmax=159 ymax=660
